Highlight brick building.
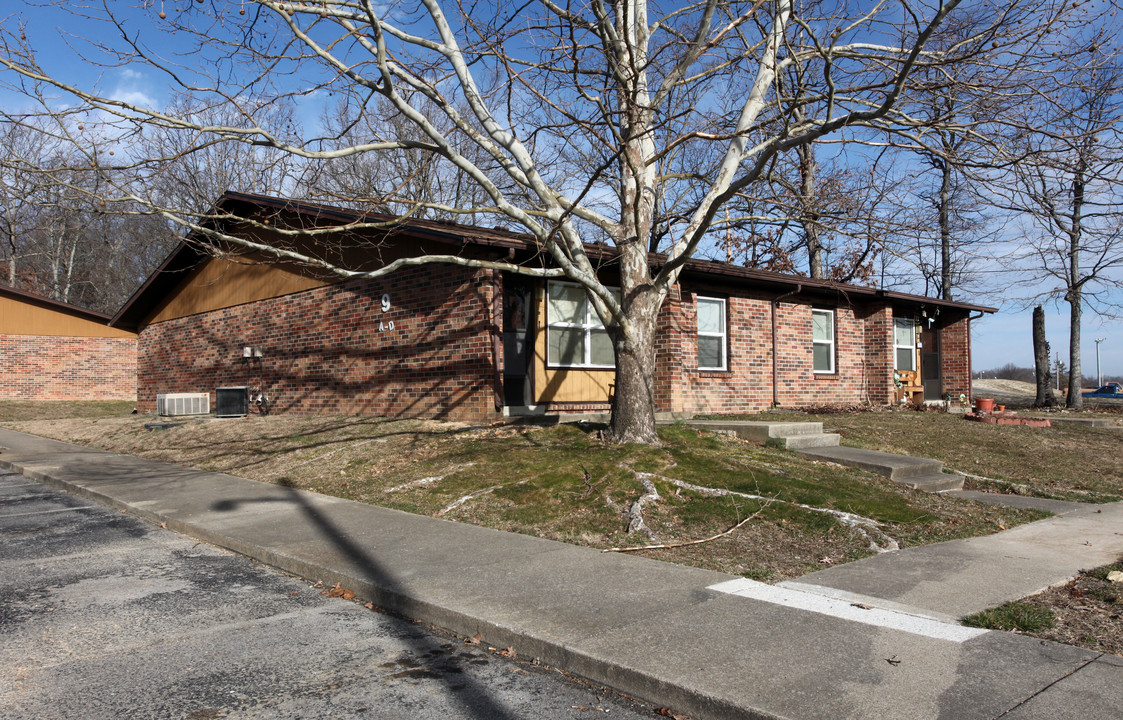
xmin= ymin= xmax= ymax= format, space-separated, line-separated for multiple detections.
xmin=111 ymin=192 xmax=993 ymax=421
xmin=0 ymin=285 xmax=137 ymax=401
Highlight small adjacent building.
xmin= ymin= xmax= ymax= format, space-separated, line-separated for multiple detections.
xmin=111 ymin=192 xmax=993 ymax=421
xmin=0 ymin=285 xmax=137 ymax=401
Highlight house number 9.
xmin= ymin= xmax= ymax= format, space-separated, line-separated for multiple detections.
xmin=379 ymin=293 xmax=394 ymax=333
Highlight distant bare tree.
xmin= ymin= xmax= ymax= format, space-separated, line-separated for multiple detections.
xmin=996 ymin=57 xmax=1123 ymax=409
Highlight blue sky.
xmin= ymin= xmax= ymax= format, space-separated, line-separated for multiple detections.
xmin=973 ymin=307 xmax=1120 ymax=380
xmin=4 ymin=2 xmax=1120 ymax=377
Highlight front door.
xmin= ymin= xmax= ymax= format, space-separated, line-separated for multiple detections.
xmin=921 ymin=323 xmax=942 ymax=401
xmin=502 ymin=276 xmax=533 ymax=406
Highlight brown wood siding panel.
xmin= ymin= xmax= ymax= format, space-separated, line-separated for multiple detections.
xmin=145 ymin=257 xmax=331 ymax=326
xmin=0 ymin=296 xmax=136 ymax=338
xmin=531 ymin=284 xmax=613 ymax=403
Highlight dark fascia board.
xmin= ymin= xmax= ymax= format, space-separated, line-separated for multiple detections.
xmin=112 ymin=190 xmax=995 ymax=330
xmin=109 ymin=239 xmax=209 ymax=331
xmin=0 ymin=283 xmax=115 ymax=324
xmin=676 ymin=260 xmax=998 ymax=314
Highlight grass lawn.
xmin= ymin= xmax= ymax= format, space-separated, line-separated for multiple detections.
xmin=762 ymin=408 xmax=1123 ymax=503
xmin=0 ymin=400 xmax=135 ymax=422
xmin=4 ymin=404 xmax=1047 ymax=582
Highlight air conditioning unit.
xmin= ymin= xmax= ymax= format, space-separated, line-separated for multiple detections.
xmin=156 ymin=392 xmax=210 ymax=417
xmin=215 ymin=386 xmax=249 ymax=418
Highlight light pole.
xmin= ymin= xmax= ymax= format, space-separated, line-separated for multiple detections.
xmin=1095 ymin=338 xmax=1106 ymax=387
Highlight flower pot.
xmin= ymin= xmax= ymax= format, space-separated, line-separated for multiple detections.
xmin=975 ymin=397 xmax=995 ymax=413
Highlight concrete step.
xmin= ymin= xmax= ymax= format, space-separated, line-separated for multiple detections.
xmin=687 ymin=420 xmax=824 ymax=443
xmin=781 ymin=433 xmax=842 ymax=450
xmin=796 ymin=446 xmax=948 ymax=482
xmin=897 ymin=473 xmax=965 ymax=492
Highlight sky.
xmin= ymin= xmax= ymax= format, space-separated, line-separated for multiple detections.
xmin=3 ymin=2 xmax=1120 ymax=379
xmin=972 ymin=306 xmax=1120 ymax=381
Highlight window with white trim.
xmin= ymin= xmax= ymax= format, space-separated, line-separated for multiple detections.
xmin=812 ymin=309 xmax=835 ymax=373
xmin=894 ymin=317 xmax=917 ymax=371
xmin=696 ymin=296 xmax=727 ymax=370
xmin=546 ymin=282 xmax=616 ymax=368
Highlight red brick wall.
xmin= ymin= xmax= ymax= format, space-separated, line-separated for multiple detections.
xmin=0 ymin=334 xmax=137 ymax=401
xmin=865 ymin=305 xmax=896 ymax=405
xmin=137 ymin=265 xmax=501 ymax=422
xmin=939 ymin=314 xmax=971 ymax=400
xmin=657 ymin=290 xmax=907 ymax=414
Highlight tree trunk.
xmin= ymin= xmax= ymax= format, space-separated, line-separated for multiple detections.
xmin=608 ymin=310 xmax=659 ymax=444
xmin=797 ymin=142 xmax=823 ymax=279
xmin=938 ymin=158 xmax=953 ymax=301
xmin=1066 ymin=290 xmax=1083 ymax=409
xmin=1065 ymin=156 xmax=1087 ymax=410
xmin=1032 ymin=306 xmax=1054 ymax=407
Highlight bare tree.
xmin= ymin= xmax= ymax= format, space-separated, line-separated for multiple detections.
xmin=996 ymin=54 xmax=1123 ymax=409
xmin=302 ymin=92 xmax=510 ymax=218
xmin=134 ymin=93 xmax=309 ymax=215
xmin=0 ymin=0 xmax=1079 ymax=442
xmin=0 ymin=116 xmax=176 ymax=311
xmin=1032 ymin=305 xmax=1055 ymax=408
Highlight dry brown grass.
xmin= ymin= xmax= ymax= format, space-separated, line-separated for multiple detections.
xmin=4 ymin=409 xmax=1046 ymax=583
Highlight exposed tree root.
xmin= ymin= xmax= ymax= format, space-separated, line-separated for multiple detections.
xmin=437 ymin=479 xmax=528 ymax=516
xmin=604 ymin=502 xmax=771 ymax=553
xmin=383 ymin=462 xmax=478 ymax=493
xmin=953 ymin=470 xmax=1102 ymax=500
xmin=626 ymin=475 xmax=661 ymax=541
xmin=667 ymin=479 xmax=899 ymax=553
xmin=290 ymin=438 xmax=382 ymax=468
xmin=384 ymin=476 xmax=442 ymax=493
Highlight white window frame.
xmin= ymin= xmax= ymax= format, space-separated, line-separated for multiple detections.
xmin=894 ymin=317 xmax=917 ymax=372
xmin=812 ymin=309 xmax=835 ymax=374
xmin=696 ymin=296 xmax=728 ymax=371
xmin=546 ymin=281 xmax=617 ymax=369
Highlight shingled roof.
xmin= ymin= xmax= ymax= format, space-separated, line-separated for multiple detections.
xmin=111 ymin=191 xmax=996 ymax=331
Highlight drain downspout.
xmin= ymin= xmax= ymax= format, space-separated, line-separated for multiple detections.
xmin=771 ymin=285 xmax=803 ymax=407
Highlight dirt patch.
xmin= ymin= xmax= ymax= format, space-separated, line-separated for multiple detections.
xmin=998 ymin=559 xmax=1123 ymax=657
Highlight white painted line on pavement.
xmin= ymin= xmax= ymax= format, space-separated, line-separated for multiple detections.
xmin=708 ymin=578 xmax=988 ymax=643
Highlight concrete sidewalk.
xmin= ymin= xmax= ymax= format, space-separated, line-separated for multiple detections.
xmin=1 ymin=427 xmax=1120 ymax=720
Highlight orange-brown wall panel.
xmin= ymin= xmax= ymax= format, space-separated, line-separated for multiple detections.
xmin=144 ymin=257 xmax=331 ymax=325
xmin=0 ymin=296 xmax=135 ymax=338
xmin=531 ymin=285 xmax=613 ymax=403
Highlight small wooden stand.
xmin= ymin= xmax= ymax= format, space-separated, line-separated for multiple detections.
xmin=895 ymin=370 xmax=924 ymax=404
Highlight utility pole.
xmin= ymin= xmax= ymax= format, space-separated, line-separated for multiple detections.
xmin=1095 ymin=337 xmax=1106 ymax=387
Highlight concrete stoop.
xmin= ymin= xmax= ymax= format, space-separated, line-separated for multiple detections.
xmin=685 ymin=420 xmax=841 ymax=449
xmin=797 ymin=445 xmax=965 ymax=492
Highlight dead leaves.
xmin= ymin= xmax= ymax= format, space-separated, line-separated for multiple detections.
xmin=321 ymin=581 xmax=355 ymax=601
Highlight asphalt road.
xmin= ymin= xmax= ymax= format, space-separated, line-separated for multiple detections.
xmin=0 ymin=471 xmax=655 ymax=720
